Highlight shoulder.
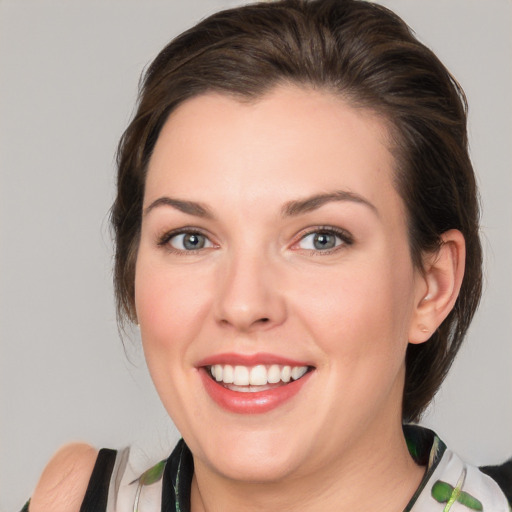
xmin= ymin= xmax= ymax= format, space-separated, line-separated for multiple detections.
xmin=29 ymin=443 xmax=98 ymax=512
xmin=480 ymin=458 xmax=512 ymax=506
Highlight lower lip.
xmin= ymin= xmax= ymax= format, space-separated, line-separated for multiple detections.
xmin=200 ymin=369 xmax=312 ymax=414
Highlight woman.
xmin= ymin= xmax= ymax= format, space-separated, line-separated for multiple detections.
xmin=26 ymin=0 xmax=511 ymax=510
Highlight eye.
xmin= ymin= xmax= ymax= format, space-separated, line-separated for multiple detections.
xmin=162 ymin=230 xmax=214 ymax=252
xmin=296 ymin=228 xmax=352 ymax=252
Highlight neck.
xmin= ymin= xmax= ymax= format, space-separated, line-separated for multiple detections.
xmin=190 ymin=422 xmax=425 ymax=512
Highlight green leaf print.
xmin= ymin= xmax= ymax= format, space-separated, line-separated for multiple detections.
xmin=406 ymin=437 xmax=419 ymax=460
xmin=139 ymin=459 xmax=166 ymax=486
xmin=432 ymin=480 xmax=483 ymax=511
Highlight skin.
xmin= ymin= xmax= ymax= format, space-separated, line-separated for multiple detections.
xmin=132 ymin=85 xmax=464 ymax=512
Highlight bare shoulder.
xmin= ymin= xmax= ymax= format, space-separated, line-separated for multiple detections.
xmin=29 ymin=443 xmax=98 ymax=512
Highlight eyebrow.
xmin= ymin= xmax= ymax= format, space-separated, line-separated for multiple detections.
xmin=143 ymin=190 xmax=378 ymax=220
xmin=143 ymin=197 xmax=214 ymax=219
xmin=282 ymin=190 xmax=378 ymax=217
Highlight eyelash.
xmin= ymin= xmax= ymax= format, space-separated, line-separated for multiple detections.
xmin=156 ymin=226 xmax=354 ymax=255
xmin=293 ymin=226 xmax=354 ymax=255
xmin=157 ymin=227 xmax=215 ymax=254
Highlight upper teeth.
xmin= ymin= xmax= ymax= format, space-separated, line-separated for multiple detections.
xmin=209 ymin=364 xmax=308 ymax=386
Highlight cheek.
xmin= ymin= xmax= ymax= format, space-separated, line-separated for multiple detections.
xmin=134 ymin=258 xmax=210 ymax=363
xmin=134 ymin=258 xmax=214 ymax=419
xmin=292 ymin=255 xmax=416 ymax=366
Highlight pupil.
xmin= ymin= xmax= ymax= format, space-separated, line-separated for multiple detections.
xmin=314 ymin=233 xmax=335 ymax=250
xmin=184 ymin=234 xmax=204 ymax=250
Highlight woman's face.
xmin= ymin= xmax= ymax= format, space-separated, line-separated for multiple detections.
xmin=135 ymin=86 xmax=428 ymax=482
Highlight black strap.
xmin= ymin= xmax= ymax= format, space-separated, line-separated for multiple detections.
xmin=480 ymin=458 xmax=512 ymax=505
xmin=79 ymin=448 xmax=117 ymax=512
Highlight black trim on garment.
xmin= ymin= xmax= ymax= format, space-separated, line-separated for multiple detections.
xmin=162 ymin=439 xmax=194 ymax=512
xmin=402 ymin=425 xmax=447 ymax=512
xmin=403 ymin=424 xmax=442 ymax=466
xmin=79 ymin=448 xmax=117 ymax=512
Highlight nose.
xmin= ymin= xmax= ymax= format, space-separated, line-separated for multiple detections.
xmin=214 ymin=249 xmax=287 ymax=332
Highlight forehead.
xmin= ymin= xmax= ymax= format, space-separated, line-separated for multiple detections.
xmin=145 ymin=86 xmax=399 ymax=214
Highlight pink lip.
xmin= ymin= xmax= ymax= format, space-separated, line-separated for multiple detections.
xmin=196 ymin=352 xmax=311 ymax=367
xmin=199 ymin=367 xmax=313 ymax=414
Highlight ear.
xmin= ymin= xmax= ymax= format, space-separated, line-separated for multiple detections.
xmin=409 ymin=229 xmax=466 ymax=344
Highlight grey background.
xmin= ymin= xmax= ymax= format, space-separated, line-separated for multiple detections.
xmin=0 ymin=1 xmax=511 ymax=510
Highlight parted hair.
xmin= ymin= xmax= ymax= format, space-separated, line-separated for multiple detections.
xmin=112 ymin=0 xmax=482 ymax=422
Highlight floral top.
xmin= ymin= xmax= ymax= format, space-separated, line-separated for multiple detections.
xmin=21 ymin=426 xmax=511 ymax=511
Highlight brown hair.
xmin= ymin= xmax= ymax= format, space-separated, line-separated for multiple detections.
xmin=112 ymin=0 xmax=482 ymax=422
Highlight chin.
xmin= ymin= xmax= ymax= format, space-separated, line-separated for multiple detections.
xmin=210 ymin=450 xmax=304 ymax=483
xmin=193 ymin=427 xmax=311 ymax=483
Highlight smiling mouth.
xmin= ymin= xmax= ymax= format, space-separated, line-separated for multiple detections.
xmin=206 ymin=364 xmax=313 ymax=393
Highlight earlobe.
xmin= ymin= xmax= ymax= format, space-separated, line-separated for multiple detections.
xmin=409 ymin=229 xmax=466 ymax=344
